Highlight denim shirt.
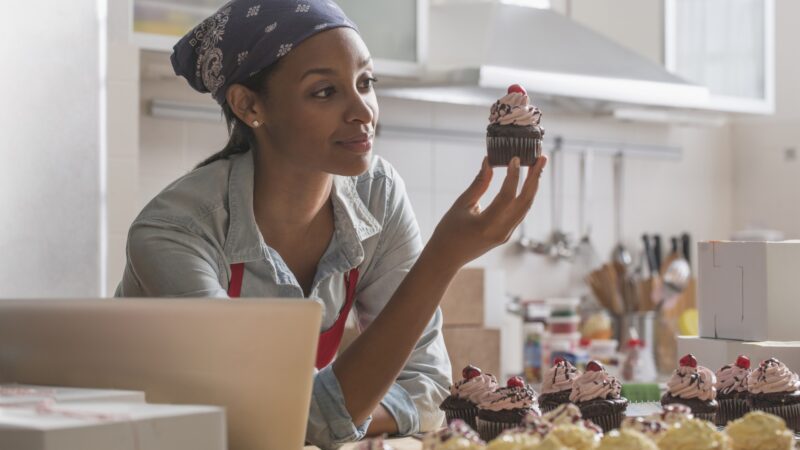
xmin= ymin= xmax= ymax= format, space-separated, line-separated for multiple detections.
xmin=115 ymin=151 xmax=451 ymax=449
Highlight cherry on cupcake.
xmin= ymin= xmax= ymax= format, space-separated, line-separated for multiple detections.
xmin=507 ymin=84 xmax=527 ymax=96
xmin=462 ymin=365 xmax=482 ymax=380
xmin=679 ymin=353 xmax=698 ymax=368
xmin=586 ymin=360 xmax=604 ymax=372
xmin=507 ymin=376 xmax=525 ymax=388
xmin=553 ymin=357 xmax=565 ymax=365
xmin=735 ymin=355 xmax=750 ymax=369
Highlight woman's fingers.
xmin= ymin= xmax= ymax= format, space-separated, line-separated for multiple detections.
xmin=455 ymin=157 xmax=492 ymax=208
xmin=483 ymin=157 xmax=521 ymax=216
xmin=515 ymin=155 xmax=548 ymax=213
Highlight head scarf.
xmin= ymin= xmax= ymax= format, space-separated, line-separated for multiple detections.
xmin=171 ymin=0 xmax=358 ymax=105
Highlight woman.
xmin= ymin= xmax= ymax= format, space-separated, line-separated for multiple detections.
xmin=116 ymin=0 xmax=547 ymax=448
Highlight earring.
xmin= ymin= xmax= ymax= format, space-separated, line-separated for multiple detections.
xmin=251 ymin=120 xmax=261 ymax=128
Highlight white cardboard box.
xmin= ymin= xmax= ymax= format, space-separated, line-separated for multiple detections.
xmin=678 ymin=336 xmax=800 ymax=373
xmin=0 ymin=401 xmax=226 ymax=450
xmin=698 ymin=240 xmax=800 ymax=341
xmin=0 ymin=385 xmax=145 ymax=407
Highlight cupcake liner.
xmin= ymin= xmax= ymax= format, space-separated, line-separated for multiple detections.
xmin=485 ymin=137 xmax=542 ymax=166
xmin=476 ymin=417 xmax=519 ymax=442
xmin=585 ymin=411 xmax=624 ymax=433
xmin=716 ymin=398 xmax=749 ymax=426
xmin=443 ymin=406 xmax=478 ymax=430
xmin=752 ymin=403 xmax=800 ymax=432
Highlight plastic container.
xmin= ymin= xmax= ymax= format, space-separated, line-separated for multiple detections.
xmin=523 ymin=322 xmax=545 ymax=383
xmin=542 ymin=332 xmax=582 ymax=371
xmin=548 ymin=316 xmax=580 ymax=334
xmin=546 ymin=298 xmax=580 ymax=317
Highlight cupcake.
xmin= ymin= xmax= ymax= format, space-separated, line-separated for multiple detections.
xmin=661 ymin=354 xmax=719 ymax=423
xmin=646 ymin=403 xmax=694 ymax=426
xmin=596 ymin=429 xmax=658 ymax=450
xmin=747 ymin=357 xmax=800 ymax=431
xmin=538 ymin=357 xmax=580 ymax=413
xmin=568 ymin=360 xmax=628 ymax=432
xmin=476 ymin=376 xmax=539 ymax=441
xmin=422 ymin=419 xmax=485 ymax=450
xmin=486 ymin=84 xmax=543 ymax=167
xmin=715 ymin=355 xmax=752 ymax=425
xmin=539 ymin=403 xmax=603 ymax=435
xmin=620 ymin=417 xmax=668 ymax=443
xmin=657 ymin=418 xmax=731 ymax=450
xmin=548 ymin=424 xmax=601 ymax=450
xmin=725 ymin=411 xmax=795 ymax=450
xmin=440 ymin=365 xmax=498 ymax=429
xmin=485 ymin=427 xmax=543 ymax=450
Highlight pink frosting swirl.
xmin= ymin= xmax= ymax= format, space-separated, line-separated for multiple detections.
xmin=747 ymin=358 xmax=800 ymax=394
xmin=568 ymin=369 xmax=622 ymax=403
xmin=488 ymin=92 xmax=542 ymax=126
xmin=666 ymin=365 xmax=717 ymax=401
xmin=715 ymin=363 xmax=750 ymax=395
xmin=541 ymin=360 xmax=580 ymax=394
xmin=450 ymin=373 xmax=498 ymax=404
xmin=478 ymin=386 xmax=538 ymax=412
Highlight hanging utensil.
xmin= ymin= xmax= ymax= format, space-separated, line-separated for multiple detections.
xmin=662 ymin=235 xmax=691 ymax=306
xmin=572 ymin=149 xmax=600 ymax=282
xmin=612 ymin=153 xmax=632 ymax=270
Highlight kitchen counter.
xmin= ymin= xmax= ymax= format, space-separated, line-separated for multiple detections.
xmin=304 ymin=437 xmax=421 ymax=449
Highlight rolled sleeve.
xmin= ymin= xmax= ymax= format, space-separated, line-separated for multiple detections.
xmin=355 ymin=165 xmax=452 ymax=435
xmin=307 ymin=365 xmax=372 ymax=449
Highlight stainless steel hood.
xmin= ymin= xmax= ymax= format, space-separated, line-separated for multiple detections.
xmin=378 ymin=1 xmax=710 ymax=109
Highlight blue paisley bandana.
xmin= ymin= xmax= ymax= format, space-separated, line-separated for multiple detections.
xmin=171 ymin=0 xmax=358 ymax=105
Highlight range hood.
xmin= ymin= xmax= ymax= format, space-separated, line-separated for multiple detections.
xmin=378 ymin=1 xmax=710 ymax=110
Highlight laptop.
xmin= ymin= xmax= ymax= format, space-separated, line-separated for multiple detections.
xmin=0 ymin=298 xmax=322 ymax=450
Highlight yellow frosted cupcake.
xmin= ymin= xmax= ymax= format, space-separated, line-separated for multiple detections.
xmin=596 ymin=429 xmax=657 ymax=450
xmin=620 ymin=417 xmax=667 ymax=443
xmin=549 ymin=424 xmax=600 ymax=450
xmin=486 ymin=428 xmax=542 ymax=450
xmin=658 ymin=418 xmax=731 ymax=450
xmin=725 ymin=411 xmax=794 ymax=450
xmin=531 ymin=434 xmax=568 ymax=450
xmin=422 ymin=419 xmax=486 ymax=450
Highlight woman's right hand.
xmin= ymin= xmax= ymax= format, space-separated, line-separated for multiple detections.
xmin=426 ymin=155 xmax=547 ymax=268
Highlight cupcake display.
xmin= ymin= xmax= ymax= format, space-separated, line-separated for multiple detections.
xmin=421 ymin=419 xmax=484 ymax=450
xmin=485 ymin=84 xmax=544 ymax=167
xmin=568 ymin=360 xmax=628 ymax=432
xmin=715 ymin=355 xmax=752 ymax=425
xmin=747 ymin=357 xmax=800 ymax=431
xmin=538 ymin=357 xmax=580 ymax=413
xmin=440 ymin=365 xmax=498 ymax=429
xmin=661 ymin=354 xmax=719 ymax=423
xmin=476 ymin=376 xmax=539 ymax=441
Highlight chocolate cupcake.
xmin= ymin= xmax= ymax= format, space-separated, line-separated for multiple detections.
xmin=476 ymin=376 xmax=539 ymax=441
xmin=539 ymin=357 xmax=581 ymax=413
xmin=747 ymin=358 xmax=800 ymax=432
xmin=439 ymin=365 xmax=498 ymax=429
xmin=715 ymin=355 xmax=752 ymax=425
xmin=661 ymin=354 xmax=719 ymax=423
xmin=568 ymin=360 xmax=629 ymax=432
xmin=486 ymin=84 xmax=543 ymax=167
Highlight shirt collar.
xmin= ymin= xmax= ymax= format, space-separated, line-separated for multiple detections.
xmin=223 ymin=151 xmax=382 ymax=265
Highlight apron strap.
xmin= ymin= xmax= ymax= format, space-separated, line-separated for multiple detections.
xmin=226 ymin=263 xmax=360 ymax=370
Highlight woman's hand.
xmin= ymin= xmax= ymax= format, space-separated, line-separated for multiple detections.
xmin=427 ymin=155 xmax=547 ymax=268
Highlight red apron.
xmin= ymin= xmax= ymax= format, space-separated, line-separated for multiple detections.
xmin=227 ymin=263 xmax=359 ymax=369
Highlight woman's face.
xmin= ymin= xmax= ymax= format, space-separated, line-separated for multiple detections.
xmin=255 ymin=27 xmax=378 ymax=177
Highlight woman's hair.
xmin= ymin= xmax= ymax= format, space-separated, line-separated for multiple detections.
xmin=195 ymin=63 xmax=279 ymax=169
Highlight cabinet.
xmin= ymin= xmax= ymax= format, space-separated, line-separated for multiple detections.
xmin=130 ymin=0 xmax=425 ymax=76
xmin=664 ymin=0 xmax=775 ymax=114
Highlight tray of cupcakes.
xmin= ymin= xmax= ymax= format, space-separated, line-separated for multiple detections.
xmin=371 ymin=356 xmax=800 ymax=449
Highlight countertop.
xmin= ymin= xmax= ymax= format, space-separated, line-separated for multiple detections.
xmin=304 ymin=437 xmax=421 ymax=449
